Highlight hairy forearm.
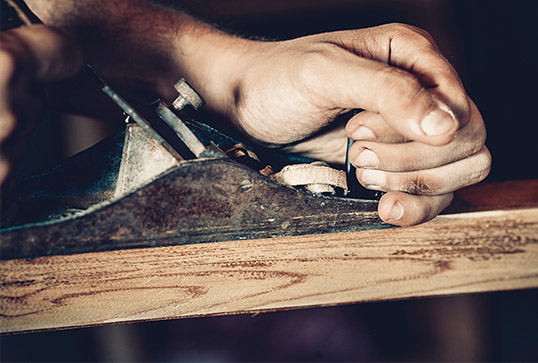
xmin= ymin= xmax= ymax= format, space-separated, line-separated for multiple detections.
xmin=25 ymin=0 xmax=253 ymax=114
xmin=4 ymin=2 xmax=490 ymax=226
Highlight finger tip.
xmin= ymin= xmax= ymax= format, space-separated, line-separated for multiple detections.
xmin=379 ymin=191 xmax=454 ymax=227
xmin=420 ymin=107 xmax=458 ymax=137
xmin=350 ymin=126 xmax=376 ymax=141
xmin=378 ymin=194 xmax=405 ymax=225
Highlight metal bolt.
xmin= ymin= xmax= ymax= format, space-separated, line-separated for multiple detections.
xmin=171 ymin=78 xmax=205 ymax=112
xmin=239 ymin=179 xmax=253 ymax=192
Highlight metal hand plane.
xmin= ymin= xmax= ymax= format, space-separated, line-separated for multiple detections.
xmin=0 ymin=74 xmax=390 ymax=260
xmin=0 ymin=0 xmax=389 ymax=260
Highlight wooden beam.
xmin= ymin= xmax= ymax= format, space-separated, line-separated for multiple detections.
xmin=1 ymin=179 xmax=537 ymax=333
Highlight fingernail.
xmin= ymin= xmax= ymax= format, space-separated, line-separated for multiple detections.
xmin=420 ymin=107 xmax=457 ymax=136
xmin=361 ymin=169 xmax=386 ymax=188
xmin=388 ymin=201 xmax=404 ymax=221
xmin=350 ymin=126 xmax=376 ymax=141
xmin=354 ymin=149 xmax=379 ymax=168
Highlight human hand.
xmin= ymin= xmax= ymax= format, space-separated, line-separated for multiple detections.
xmin=0 ymin=25 xmax=83 ymax=192
xmin=9 ymin=10 xmax=487 ymax=227
xmin=222 ymin=23 xmax=490 ymax=226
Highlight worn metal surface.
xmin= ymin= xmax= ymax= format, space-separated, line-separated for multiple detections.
xmin=0 ymin=0 xmax=389 ymax=263
xmin=1 ymin=132 xmax=125 ymax=228
xmin=153 ymin=100 xmax=225 ymax=159
xmin=0 ymin=158 xmax=387 ymax=260
xmin=1 ymin=115 xmax=389 ymax=261
xmin=85 ymin=67 xmax=185 ymax=162
xmin=114 ymin=123 xmax=180 ymax=197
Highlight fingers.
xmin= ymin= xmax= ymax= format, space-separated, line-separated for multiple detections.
xmin=0 ymin=25 xmax=83 ymax=189
xmin=345 ymin=99 xmax=488 ymax=227
xmin=378 ymin=191 xmax=453 ymax=226
xmin=355 ymin=145 xmax=491 ymax=195
xmin=0 ymin=25 xmax=83 ymax=141
xmin=314 ymin=51 xmax=460 ymax=145
xmin=0 ymin=25 xmax=83 ymax=83
xmin=348 ymin=101 xmax=486 ymax=171
xmin=377 ymin=24 xmax=471 ymax=125
xmin=345 ymin=111 xmax=407 ymax=143
xmin=306 ymin=25 xmax=470 ymax=146
xmin=348 ymin=23 xmax=471 ymax=126
xmin=369 ymin=65 xmax=461 ymax=145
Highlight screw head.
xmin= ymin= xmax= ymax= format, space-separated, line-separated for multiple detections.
xmin=172 ymin=78 xmax=204 ymax=111
xmin=239 ymin=179 xmax=253 ymax=192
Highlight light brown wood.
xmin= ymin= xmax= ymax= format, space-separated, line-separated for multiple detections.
xmin=1 ymin=206 xmax=537 ymax=334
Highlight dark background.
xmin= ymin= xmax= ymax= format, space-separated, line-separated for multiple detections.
xmin=2 ymin=0 xmax=537 ymax=361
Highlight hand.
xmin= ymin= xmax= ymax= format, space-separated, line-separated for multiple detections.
xmin=0 ymin=25 xmax=82 ymax=192
xmin=13 ymin=5 xmax=489 ymax=227
xmin=222 ymin=23 xmax=491 ymax=226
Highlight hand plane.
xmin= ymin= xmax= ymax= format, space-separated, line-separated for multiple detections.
xmin=0 ymin=0 xmax=390 ymax=260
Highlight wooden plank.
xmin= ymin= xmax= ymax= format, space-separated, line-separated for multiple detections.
xmin=1 ymin=204 xmax=537 ymax=333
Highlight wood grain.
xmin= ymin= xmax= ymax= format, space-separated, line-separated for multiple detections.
xmin=1 ymin=205 xmax=537 ymax=333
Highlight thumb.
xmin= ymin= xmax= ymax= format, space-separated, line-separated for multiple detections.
xmin=316 ymin=52 xmax=460 ymax=146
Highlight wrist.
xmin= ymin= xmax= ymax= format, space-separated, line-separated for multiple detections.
xmin=26 ymin=0 xmax=263 ymax=124
xmin=168 ymin=20 xmax=260 ymax=119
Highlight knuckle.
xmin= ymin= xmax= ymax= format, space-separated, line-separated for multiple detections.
xmin=458 ymin=131 xmax=486 ymax=159
xmin=398 ymin=150 xmax=422 ymax=171
xmin=470 ymin=125 xmax=487 ymax=154
xmin=456 ymin=106 xmax=487 ymax=156
xmin=385 ymin=23 xmax=435 ymax=45
xmin=375 ymin=67 xmax=425 ymax=110
xmin=384 ymin=23 xmax=414 ymax=34
xmin=405 ymin=171 xmax=438 ymax=195
xmin=470 ymin=147 xmax=492 ymax=183
xmin=470 ymin=105 xmax=487 ymax=145
xmin=455 ymin=95 xmax=472 ymax=127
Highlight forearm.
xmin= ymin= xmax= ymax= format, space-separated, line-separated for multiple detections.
xmin=25 ymin=0 xmax=253 ymax=114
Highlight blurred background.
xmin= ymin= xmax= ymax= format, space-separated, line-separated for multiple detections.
xmin=2 ymin=0 xmax=537 ymax=361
